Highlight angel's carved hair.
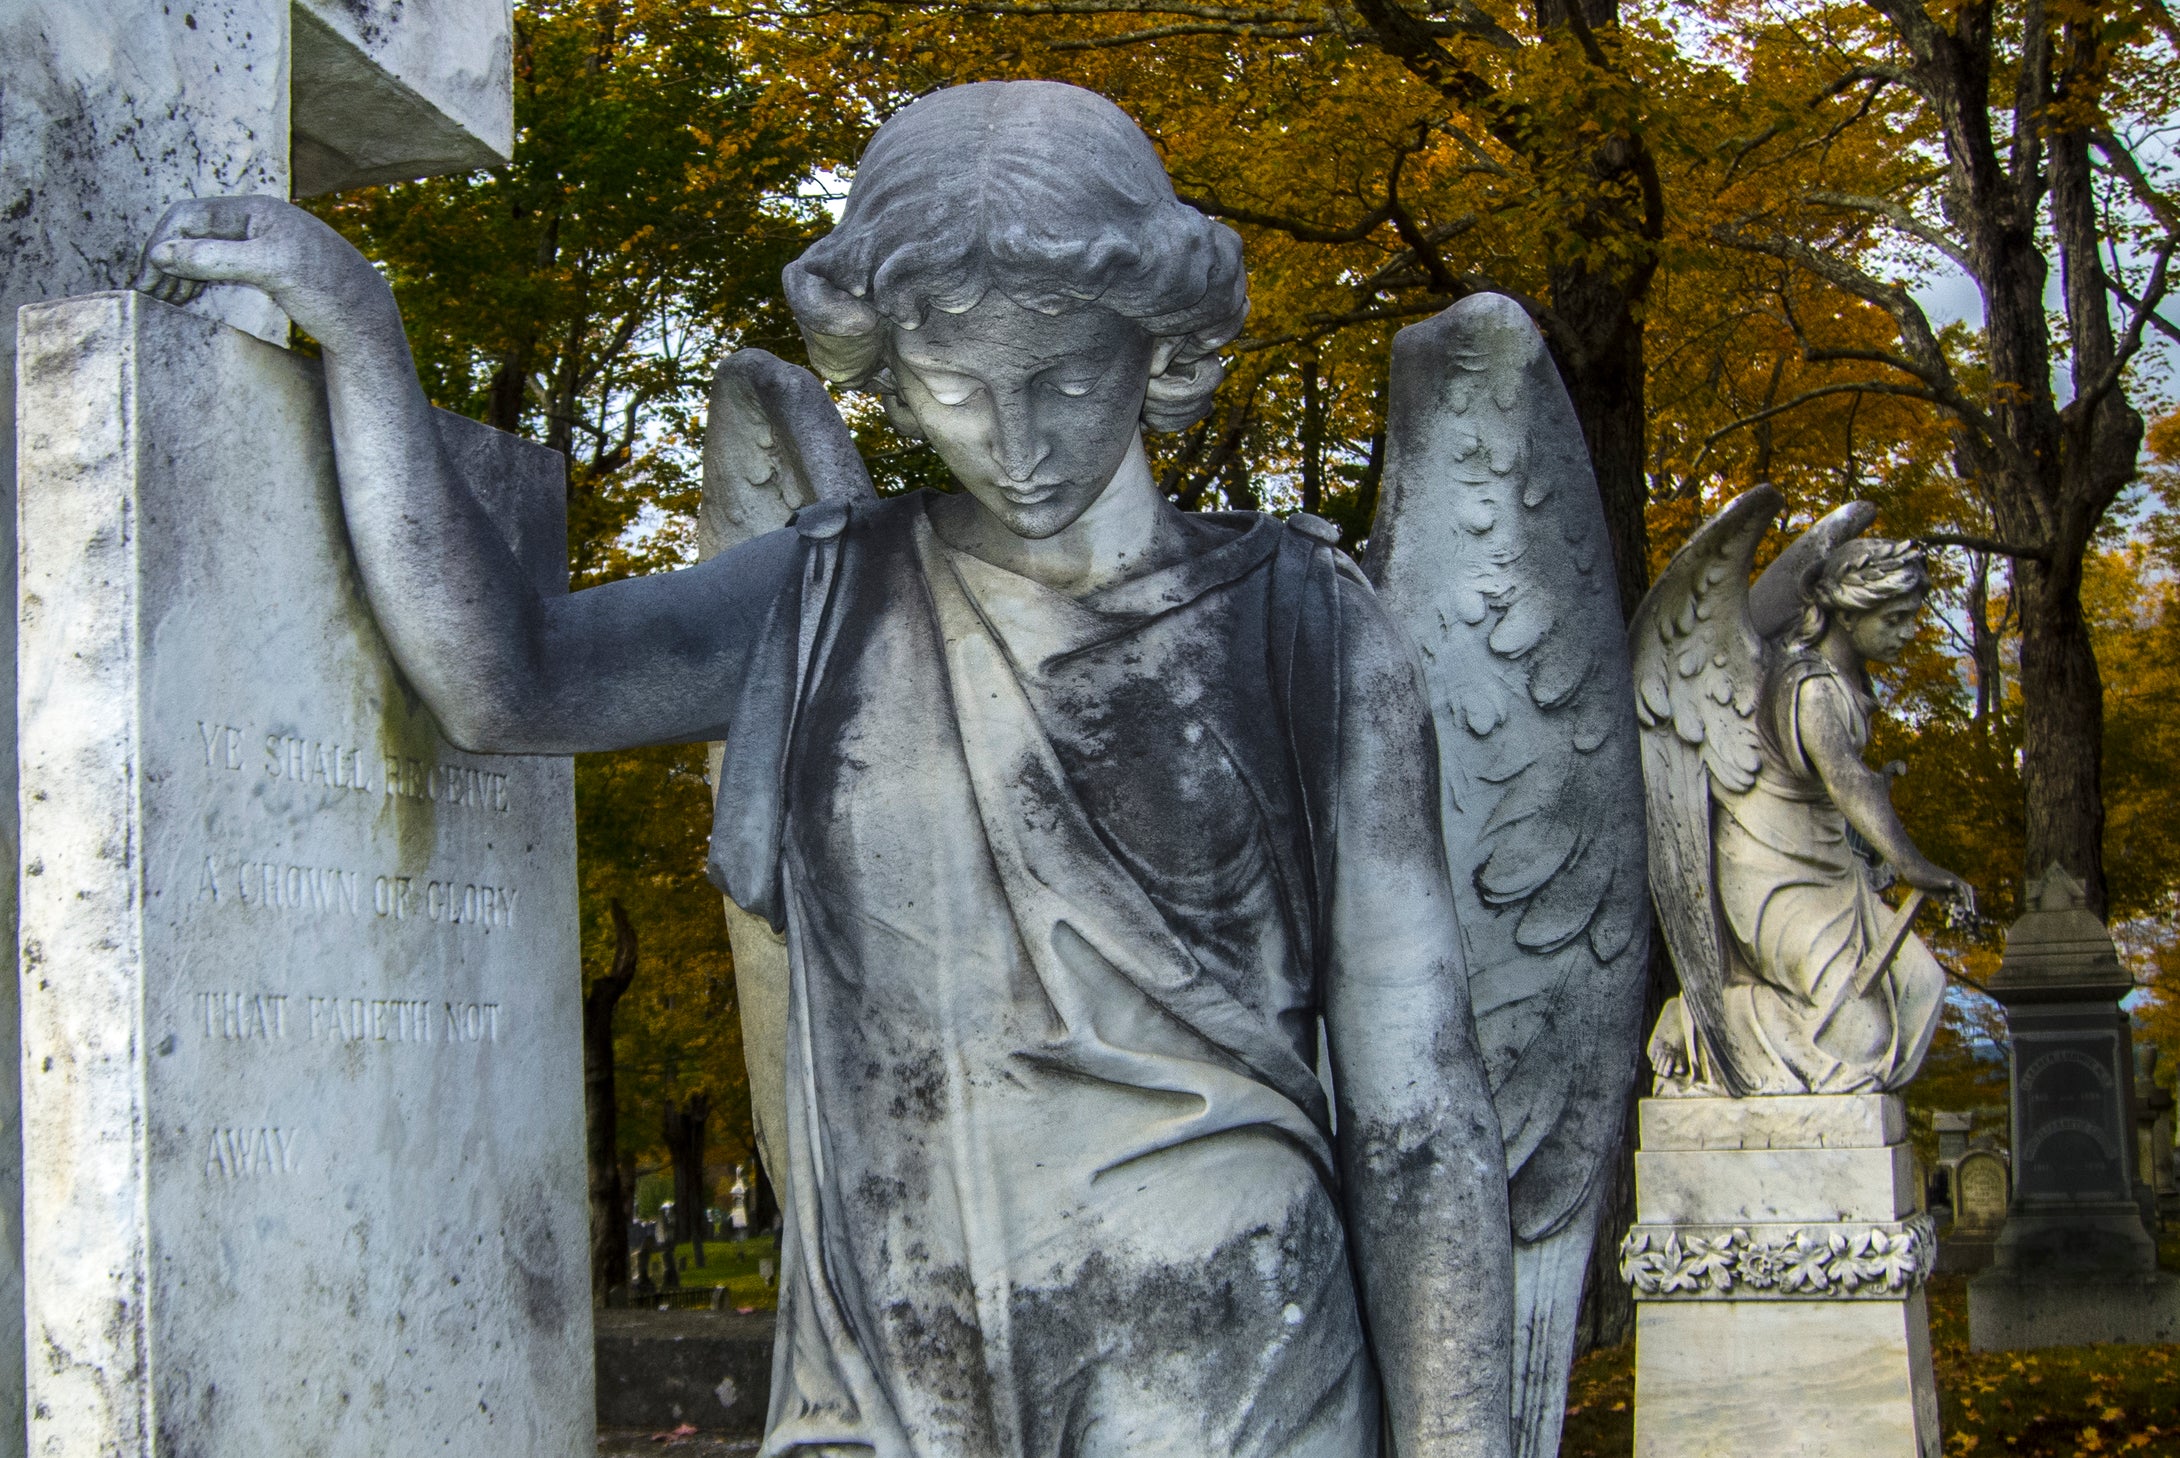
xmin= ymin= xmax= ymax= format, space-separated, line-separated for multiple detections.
xmin=780 ymin=81 xmax=1249 ymax=433
xmin=1786 ymin=538 xmax=1929 ymax=650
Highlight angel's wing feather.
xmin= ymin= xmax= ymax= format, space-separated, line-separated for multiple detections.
xmin=1626 ymin=485 xmax=1780 ymax=1095
xmin=698 ymin=349 xmax=873 ymax=1188
xmin=1364 ymin=293 xmax=1650 ymax=1245
xmin=697 ymin=348 xmax=875 ymax=560
xmin=1748 ymin=499 xmax=1876 ymax=641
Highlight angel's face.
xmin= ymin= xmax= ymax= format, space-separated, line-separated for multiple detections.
xmin=1842 ymin=592 xmax=1925 ymax=663
xmin=886 ymin=292 xmax=1155 ymax=540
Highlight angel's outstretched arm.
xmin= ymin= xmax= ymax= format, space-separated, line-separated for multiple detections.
xmin=1324 ymin=590 xmax=1514 ymax=1458
xmin=137 ymin=196 xmax=785 ymax=754
xmin=1799 ymin=685 xmax=1971 ymax=900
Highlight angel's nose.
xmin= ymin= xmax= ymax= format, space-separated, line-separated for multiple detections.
xmin=991 ymin=398 xmax=1050 ymax=483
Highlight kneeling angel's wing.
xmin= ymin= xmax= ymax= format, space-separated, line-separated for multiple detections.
xmin=1626 ymin=485 xmax=1777 ymax=1097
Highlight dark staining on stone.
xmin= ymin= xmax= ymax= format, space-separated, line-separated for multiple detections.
xmin=881 ymin=1264 xmax=1001 ymax=1447
xmin=854 ymin=1171 xmax=911 ymax=1222
xmin=886 ymin=1048 xmax=947 ymax=1124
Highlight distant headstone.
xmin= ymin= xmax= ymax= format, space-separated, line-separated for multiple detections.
xmin=1954 ymin=1151 xmax=2009 ymax=1234
xmin=16 ymin=293 xmax=591 ymax=1453
xmin=1968 ymin=867 xmax=2180 ymax=1349
xmin=1934 ymin=1111 xmax=1972 ymax=1164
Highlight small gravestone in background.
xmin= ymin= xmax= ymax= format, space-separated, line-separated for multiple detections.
xmin=1940 ymin=1150 xmax=2010 ymax=1274
xmin=1935 ymin=1111 xmax=1973 ymax=1165
xmin=1968 ymin=867 xmax=2180 ymax=1350
xmin=2135 ymin=1047 xmax=2175 ymax=1222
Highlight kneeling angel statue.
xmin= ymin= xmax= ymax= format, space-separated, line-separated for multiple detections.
xmin=137 ymin=81 xmax=1649 ymax=1458
xmin=1635 ymin=487 xmax=1975 ymax=1097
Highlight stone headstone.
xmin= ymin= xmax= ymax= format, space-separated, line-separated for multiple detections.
xmin=1933 ymin=1111 xmax=1972 ymax=1164
xmin=16 ymin=292 xmax=590 ymax=1453
xmin=1622 ymin=1094 xmax=1941 ymax=1456
xmin=2 ymin=8 xmax=517 ymax=1450
xmin=1968 ymin=866 xmax=2180 ymax=1350
xmin=1954 ymin=1151 xmax=2009 ymax=1234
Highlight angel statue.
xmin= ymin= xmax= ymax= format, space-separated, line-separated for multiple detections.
xmin=136 ymin=79 xmax=1646 ymax=1458
xmin=1635 ymin=486 xmax=1975 ymax=1097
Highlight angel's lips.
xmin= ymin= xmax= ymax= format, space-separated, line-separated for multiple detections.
xmin=996 ymin=480 xmax=1067 ymax=505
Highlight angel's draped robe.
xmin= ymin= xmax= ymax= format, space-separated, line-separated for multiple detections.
xmin=1709 ymin=652 xmax=1944 ymax=1092
xmin=710 ymin=495 xmax=1382 ymax=1458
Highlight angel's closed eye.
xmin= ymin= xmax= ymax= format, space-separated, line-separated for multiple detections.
xmin=1036 ymin=370 xmax=1102 ymax=399
xmin=912 ymin=369 xmax=985 ymax=407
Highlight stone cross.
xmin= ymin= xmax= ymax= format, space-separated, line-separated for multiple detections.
xmin=2 ymin=7 xmax=585 ymax=1455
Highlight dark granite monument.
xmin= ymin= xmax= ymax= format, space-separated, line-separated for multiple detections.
xmin=1968 ymin=866 xmax=2180 ymax=1349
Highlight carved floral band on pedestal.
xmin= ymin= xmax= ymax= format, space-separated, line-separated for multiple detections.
xmin=1619 ymin=1214 xmax=1937 ymax=1299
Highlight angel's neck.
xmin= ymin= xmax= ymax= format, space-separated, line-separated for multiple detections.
xmin=1814 ymin=626 xmax=1873 ymax=695
xmin=933 ymin=443 xmax=1196 ymax=596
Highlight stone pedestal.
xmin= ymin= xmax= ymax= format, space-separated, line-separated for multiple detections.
xmin=1622 ymin=1095 xmax=1940 ymax=1458
xmin=16 ymin=292 xmax=591 ymax=1454
xmin=1968 ymin=867 xmax=2180 ymax=1350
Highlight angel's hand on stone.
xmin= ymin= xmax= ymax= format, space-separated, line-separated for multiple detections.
xmin=134 ymin=197 xmax=386 ymax=348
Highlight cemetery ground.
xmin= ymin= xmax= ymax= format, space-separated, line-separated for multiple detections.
xmin=643 ymin=1235 xmax=781 ymax=1311
xmin=1564 ymin=1241 xmax=2180 ymax=1455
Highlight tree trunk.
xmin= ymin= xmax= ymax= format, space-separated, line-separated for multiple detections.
xmin=2014 ymin=556 xmax=2109 ymax=913
xmin=749 ymin=1148 xmax=781 ymax=1235
xmin=585 ymin=901 xmax=639 ymax=1307
xmin=663 ymin=1090 xmax=714 ymax=1266
xmin=1300 ymin=356 xmax=1324 ymax=516
xmin=1545 ymin=279 xmax=1652 ymax=624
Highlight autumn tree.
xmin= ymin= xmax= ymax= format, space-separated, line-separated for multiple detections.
xmin=1702 ymin=0 xmax=2178 ymax=916
xmin=310 ymin=0 xmax=830 ymax=1290
xmin=586 ymin=901 xmax=641 ymax=1304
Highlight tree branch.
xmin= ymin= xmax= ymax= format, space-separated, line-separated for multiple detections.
xmin=1806 ymin=190 xmax=1973 ymax=272
xmin=1913 ymin=531 xmax=2051 ymax=562
xmin=1179 ymin=193 xmax=1392 ymax=244
xmin=2065 ymin=236 xmax=2173 ymax=424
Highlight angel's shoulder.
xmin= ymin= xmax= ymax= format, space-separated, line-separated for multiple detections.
xmin=1767 ymin=651 xmax=1867 ymax=753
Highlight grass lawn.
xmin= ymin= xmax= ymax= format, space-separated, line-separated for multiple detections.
xmin=1561 ymin=1274 xmax=2180 ymax=1456
xmin=650 ymin=1234 xmax=780 ymax=1311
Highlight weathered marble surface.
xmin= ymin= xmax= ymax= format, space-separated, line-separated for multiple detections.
xmin=1634 ymin=1296 xmax=1941 ymax=1457
xmin=3 ymin=10 xmax=516 ymax=1449
xmin=17 ymin=292 xmax=589 ymax=1455
xmin=1641 ymin=1093 xmax=1904 ymax=1151
xmin=1626 ymin=1094 xmax=1940 ymax=1456
xmin=293 ymin=0 xmax=516 ymax=194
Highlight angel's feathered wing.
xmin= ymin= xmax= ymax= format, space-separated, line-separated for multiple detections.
xmin=697 ymin=349 xmax=875 ymax=1188
xmin=1748 ymin=499 xmax=1875 ymax=640
xmin=1363 ymin=294 xmax=1650 ymax=1458
xmin=1626 ymin=485 xmax=1779 ymax=1097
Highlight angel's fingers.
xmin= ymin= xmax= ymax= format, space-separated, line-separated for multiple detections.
xmin=147 ymin=275 xmax=203 ymax=306
xmin=144 ymin=237 xmax=264 ymax=285
xmin=149 ymin=195 xmax=260 ymax=244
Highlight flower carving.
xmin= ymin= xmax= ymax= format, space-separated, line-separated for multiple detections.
xmin=1619 ymin=1215 xmax=1935 ymax=1300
